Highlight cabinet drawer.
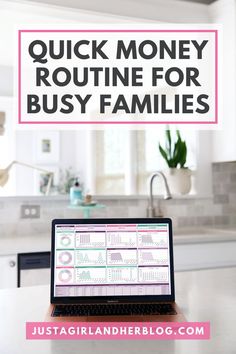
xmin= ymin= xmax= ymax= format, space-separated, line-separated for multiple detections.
xmin=0 ymin=255 xmax=17 ymax=288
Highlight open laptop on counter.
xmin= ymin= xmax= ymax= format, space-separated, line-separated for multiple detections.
xmin=46 ymin=218 xmax=185 ymax=322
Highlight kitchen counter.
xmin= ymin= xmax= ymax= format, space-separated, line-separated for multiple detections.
xmin=174 ymin=226 xmax=236 ymax=244
xmin=1 ymin=226 xmax=236 ymax=255
xmin=0 ymin=234 xmax=50 ymax=255
xmin=0 ymin=267 xmax=235 ymax=354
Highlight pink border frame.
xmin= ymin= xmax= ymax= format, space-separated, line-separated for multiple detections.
xmin=18 ymin=29 xmax=218 ymax=125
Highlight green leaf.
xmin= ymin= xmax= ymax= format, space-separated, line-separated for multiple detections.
xmin=176 ymin=130 xmax=181 ymax=140
xmin=179 ymin=141 xmax=187 ymax=167
xmin=165 ymin=130 xmax=172 ymax=156
xmin=158 ymin=129 xmax=188 ymax=169
xmin=172 ymin=139 xmax=181 ymax=168
xmin=159 ymin=144 xmax=170 ymax=167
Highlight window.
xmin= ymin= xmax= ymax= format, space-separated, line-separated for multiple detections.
xmin=137 ymin=127 xmax=197 ymax=195
xmin=95 ymin=130 xmax=128 ymax=194
xmin=95 ymin=127 xmax=197 ymax=195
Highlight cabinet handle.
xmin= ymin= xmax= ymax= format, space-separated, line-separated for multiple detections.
xmin=9 ymin=260 xmax=16 ymax=267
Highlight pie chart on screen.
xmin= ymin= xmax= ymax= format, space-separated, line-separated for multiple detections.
xmin=60 ymin=235 xmax=71 ymax=247
xmin=59 ymin=251 xmax=73 ymax=265
xmin=58 ymin=269 xmax=73 ymax=283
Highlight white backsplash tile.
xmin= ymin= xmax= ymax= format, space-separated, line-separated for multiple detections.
xmin=0 ymin=162 xmax=236 ymax=237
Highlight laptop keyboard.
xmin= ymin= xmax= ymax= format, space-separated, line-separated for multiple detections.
xmin=52 ymin=303 xmax=177 ymax=317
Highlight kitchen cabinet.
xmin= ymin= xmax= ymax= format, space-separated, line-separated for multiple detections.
xmin=174 ymin=241 xmax=236 ymax=271
xmin=0 ymin=230 xmax=236 ymax=288
xmin=0 ymin=254 xmax=17 ymax=288
xmin=0 ymin=233 xmax=50 ymax=289
xmin=17 ymin=252 xmax=50 ymax=287
xmin=0 ymin=252 xmax=51 ymax=289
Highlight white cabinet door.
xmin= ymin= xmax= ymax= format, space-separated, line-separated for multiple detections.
xmin=0 ymin=255 xmax=17 ymax=288
xmin=20 ymin=268 xmax=50 ymax=287
xmin=174 ymin=241 xmax=236 ymax=271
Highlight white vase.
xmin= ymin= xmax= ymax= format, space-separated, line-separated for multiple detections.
xmin=164 ymin=168 xmax=192 ymax=195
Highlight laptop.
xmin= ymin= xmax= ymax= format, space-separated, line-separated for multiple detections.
xmin=46 ymin=218 xmax=185 ymax=322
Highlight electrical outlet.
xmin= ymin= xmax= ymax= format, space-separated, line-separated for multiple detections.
xmin=21 ymin=205 xmax=40 ymax=219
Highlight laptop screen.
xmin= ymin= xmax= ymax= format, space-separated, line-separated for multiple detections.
xmin=52 ymin=220 xmax=173 ymax=299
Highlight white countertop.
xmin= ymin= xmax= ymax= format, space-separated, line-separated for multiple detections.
xmin=1 ymin=226 xmax=236 ymax=255
xmin=173 ymin=226 xmax=236 ymax=244
xmin=0 ymin=267 xmax=235 ymax=354
xmin=0 ymin=234 xmax=51 ymax=255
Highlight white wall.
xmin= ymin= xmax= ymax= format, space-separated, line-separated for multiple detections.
xmin=0 ymin=97 xmax=16 ymax=196
xmin=15 ymin=131 xmax=35 ymax=195
xmin=18 ymin=0 xmax=210 ymax=23
xmin=0 ymin=66 xmax=13 ymax=96
xmin=0 ymin=0 xmax=136 ymax=67
xmin=15 ymin=130 xmax=80 ymax=195
xmin=0 ymin=0 xmax=234 ymax=195
xmin=209 ymin=0 xmax=236 ymax=161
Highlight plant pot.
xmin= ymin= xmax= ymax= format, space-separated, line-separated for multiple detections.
xmin=164 ymin=168 xmax=192 ymax=195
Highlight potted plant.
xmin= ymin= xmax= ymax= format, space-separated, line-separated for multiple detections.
xmin=159 ymin=129 xmax=192 ymax=195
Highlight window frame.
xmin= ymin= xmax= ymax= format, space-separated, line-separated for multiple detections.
xmin=90 ymin=129 xmax=212 ymax=197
